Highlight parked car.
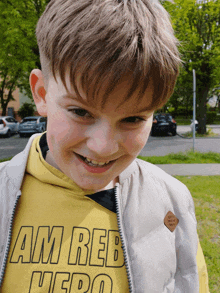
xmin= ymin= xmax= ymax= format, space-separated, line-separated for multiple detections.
xmin=151 ymin=113 xmax=177 ymax=136
xmin=0 ymin=116 xmax=19 ymax=137
xmin=18 ymin=116 xmax=47 ymax=137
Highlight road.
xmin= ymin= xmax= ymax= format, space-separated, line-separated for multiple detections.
xmin=0 ymin=125 xmax=220 ymax=160
xmin=0 ymin=135 xmax=29 ymax=160
xmin=140 ymin=136 xmax=220 ymax=156
xmin=140 ymin=125 xmax=220 ymax=156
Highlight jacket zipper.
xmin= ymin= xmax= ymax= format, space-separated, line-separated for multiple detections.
xmin=0 ymin=192 xmax=21 ymax=287
xmin=114 ymin=185 xmax=133 ymax=293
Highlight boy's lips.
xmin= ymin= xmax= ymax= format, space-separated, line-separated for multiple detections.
xmin=74 ymin=153 xmax=116 ymax=174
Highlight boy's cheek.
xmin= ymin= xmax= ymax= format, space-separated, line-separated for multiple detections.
xmin=47 ymin=107 xmax=71 ymax=136
xmin=122 ymin=127 xmax=151 ymax=154
xmin=137 ymin=125 xmax=152 ymax=149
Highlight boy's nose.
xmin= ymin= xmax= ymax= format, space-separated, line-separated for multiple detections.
xmin=86 ymin=127 xmax=119 ymax=156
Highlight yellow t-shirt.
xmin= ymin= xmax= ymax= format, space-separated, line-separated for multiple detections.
xmin=196 ymin=241 xmax=210 ymax=293
xmin=1 ymin=135 xmax=129 ymax=292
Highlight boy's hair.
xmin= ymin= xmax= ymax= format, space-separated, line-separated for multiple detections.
xmin=36 ymin=0 xmax=181 ymax=110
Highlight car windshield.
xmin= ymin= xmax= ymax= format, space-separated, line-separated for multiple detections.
xmin=22 ymin=118 xmax=38 ymax=123
xmin=156 ymin=115 xmax=172 ymax=121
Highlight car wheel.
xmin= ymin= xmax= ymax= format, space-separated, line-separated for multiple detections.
xmin=6 ymin=130 xmax=11 ymax=138
xmin=171 ymin=129 xmax=177 ymax=136
xmin=151 ymin=130 xmax=156 ymax=136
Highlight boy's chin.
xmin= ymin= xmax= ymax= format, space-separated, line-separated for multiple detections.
xmin=81 ymin=178 xmax=118 ymax=193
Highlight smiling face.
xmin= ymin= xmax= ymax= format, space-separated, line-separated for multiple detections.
xmin=30 ymin=69 xmax=154 ymax=191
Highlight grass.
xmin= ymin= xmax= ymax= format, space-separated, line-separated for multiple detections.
xmin=211 ymin=120 xmax=220 ymax=125
xmin=3 ymin=151 xmax=220 ymax=164
xmin=175 ymin=176 xmax=220 ymax=293
xmin=138 ymin=150 xmax=220 ymax=164
xmin=0 ymin=157 xmax=12 ymax=163
xmin=174 ymin=117 xmax=191 ymax=125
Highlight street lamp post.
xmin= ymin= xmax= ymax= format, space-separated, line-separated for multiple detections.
xmin=193 ymin=69 xmax=196 ymax=152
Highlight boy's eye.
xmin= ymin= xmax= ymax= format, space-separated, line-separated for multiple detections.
xmin=68 ymin=108 xmax=91 ymax=118
xmin=123 ymin=116 xmax=145 ymax=123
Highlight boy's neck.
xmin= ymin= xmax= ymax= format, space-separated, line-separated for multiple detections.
xmin=96 ymin=178 xmax=118 ymax=192
xmin=45 ymin=150 xmax=61 ymax=171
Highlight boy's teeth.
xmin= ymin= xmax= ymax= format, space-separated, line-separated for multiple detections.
xmin=91 ymin=160 xmax=103 ymax=165
xmin=85 ymin=157 xmax=110 ymax=166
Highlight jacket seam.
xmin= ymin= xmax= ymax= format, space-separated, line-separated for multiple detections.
xmin=0 ymin=192 xmax=21 ymax=287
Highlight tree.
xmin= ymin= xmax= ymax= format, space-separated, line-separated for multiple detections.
xmin=0 ymin=0 xmax=50 ymax=115
xmin=17 ymin=102 xmax=35 ymax=119
xmin=164 ymin=0 xmax=220 ymax=133
xmin=0 ymin=65 xmax=19 ymax=116
xmin=168 ymin=67 xmax=195 ymax=117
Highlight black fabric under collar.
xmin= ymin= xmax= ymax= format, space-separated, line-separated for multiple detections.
xmin=39 ymin=133 xmax=116 ymax=213
xmin=39 ymin=133 xmax=49 ymax=159
xmin=86 ymin=189 xmax=116 ymax=213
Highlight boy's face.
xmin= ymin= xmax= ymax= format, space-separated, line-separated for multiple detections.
xmin=31 ymin=69 xmax=154 ymax=191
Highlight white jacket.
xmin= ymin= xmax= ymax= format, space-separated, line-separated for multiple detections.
xmin=0 ymin=134 xmax=199 ymax=292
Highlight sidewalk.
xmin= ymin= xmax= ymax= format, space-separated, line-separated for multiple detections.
xmin=156 ymin=164 xmax=220 ymax=176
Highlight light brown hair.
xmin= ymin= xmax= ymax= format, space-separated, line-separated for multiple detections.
xmin=36 ymin=0 xmax=181 ymax=110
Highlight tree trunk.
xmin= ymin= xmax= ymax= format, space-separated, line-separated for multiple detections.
xmin=1 ymin=103 xmax=7 ymax=116
xmin=197 ymin=87 xmax=209 ymax=134
xmin=1 ymin=88 xmax=15 ymax=117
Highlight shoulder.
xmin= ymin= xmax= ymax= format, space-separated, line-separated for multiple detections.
xmin=134 ymin=158 xmax=186 ymax=187
xmin=0 ymin=160 xmax=9 ymax=170
xmin=136 ymin=158 xmax=183 ymax=183
xmin=127 ymin=158 xmax=195 ymax=215
xmin=137 ymin=157 xmax=192 ymax=195
xmin=0 ymin=134 xmax=41 ymax=189
xmin=0 ymin=160 xmax=10 ymax=183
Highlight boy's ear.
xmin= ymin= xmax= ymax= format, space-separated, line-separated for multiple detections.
xmin=30 ymin=69 xmax=47 ymax=116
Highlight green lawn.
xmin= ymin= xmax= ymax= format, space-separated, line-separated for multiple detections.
xmin=0 ymin=157 xmax=13 ymax=163
xmin=175 ymin=176 xmax=220 ymax=293
xmin=138 ymin=150 xmax=220 ymax=164
xmin=2 ymin=150 xmax=220 ymax=164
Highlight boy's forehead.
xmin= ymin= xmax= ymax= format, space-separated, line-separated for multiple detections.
xmin=52 ymin=72 xmax=154 ymax=113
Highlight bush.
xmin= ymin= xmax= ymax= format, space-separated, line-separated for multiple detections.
xmin=18 ymin=102 xmax=35 ymax=119
xmin=206 ymin=111 xmax=217 ymax=124
xmin=167 ymin=109 xmax=193 ymax=118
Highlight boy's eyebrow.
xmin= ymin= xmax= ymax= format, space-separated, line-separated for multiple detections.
xmin=61 ymin=94 xmax=80 ymax=100
xmin=61 ymin=94 xmax=88 ymax=106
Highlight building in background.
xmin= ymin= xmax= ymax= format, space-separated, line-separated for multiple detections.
xmin=0 ymin=87 xmax=38 ymax=121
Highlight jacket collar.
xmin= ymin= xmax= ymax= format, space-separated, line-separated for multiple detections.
xmin=5 ymin=134 xmax=41 ymax=191
xmin=118 ymin=160 xmax=138 ymax=184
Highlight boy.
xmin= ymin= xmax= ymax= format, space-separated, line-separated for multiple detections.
xmin=0 ymin=0 xmax=208 ymax=292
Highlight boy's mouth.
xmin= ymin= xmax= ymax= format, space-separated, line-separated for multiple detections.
xmin=77 ymin=154 xmax=112 ymax=167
